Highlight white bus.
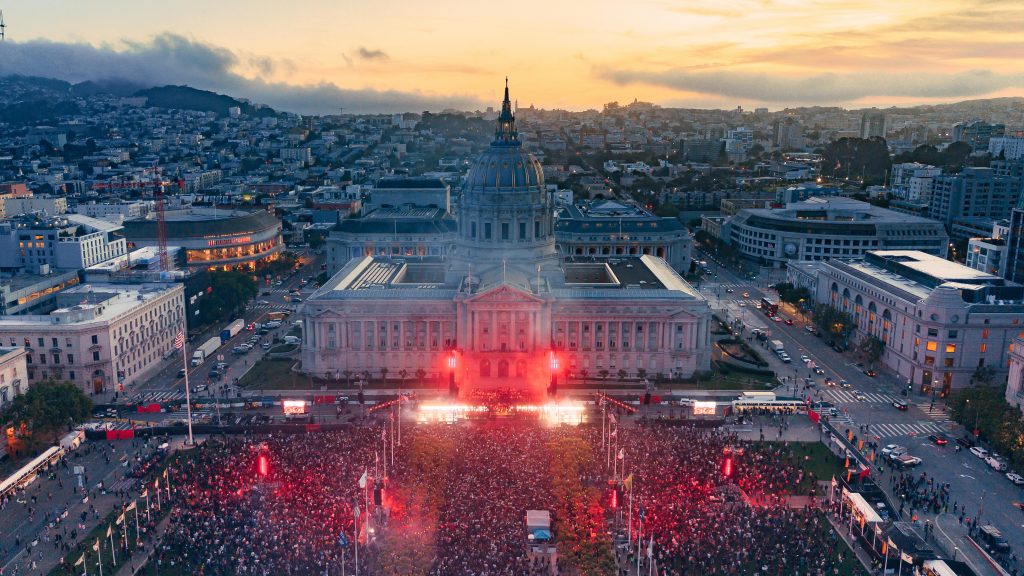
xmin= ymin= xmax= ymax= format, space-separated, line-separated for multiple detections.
xmin=0 ymin=445 xmax=65 ymax=499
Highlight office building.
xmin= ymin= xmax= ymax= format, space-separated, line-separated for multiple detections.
xmin=0 ymin=283 xmax=185 ymax=395
xmin=930 ymin=167 xmax=1018 ymax=227
xmin=719 ymin=197 xmax=949 ymax=266
xmin=953 ymin=121 xmax=1005 ymax=153
xmin=810 ymin=250 xmax=1024 ymax=394
xmin=860 ymin=112 xmax=886 ymax=139
xmin=889 ymin=163 xmax=941 ymax=202
xmin=0 ymin=347 xmax=28 ymax=408
xmin=0 ymin=214 xmax=128 ymax=273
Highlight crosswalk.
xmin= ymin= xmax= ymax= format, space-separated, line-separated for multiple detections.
xmin=132 ymin=390 xmax=185 ymax=404
xmin=918 ymin=404 xmax=953 ymax=424
xmin=823 ymin=390 xmax=898 ymax=404
xmin=166 ymin=407 xmax=214 ymax=423
xmin=867 ymin=421 xmax=946 ymax=439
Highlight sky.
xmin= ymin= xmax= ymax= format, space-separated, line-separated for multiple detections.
xmin=0 ymin=0 xmax=1022 ymax=114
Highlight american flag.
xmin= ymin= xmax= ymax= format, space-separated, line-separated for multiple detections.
xmin=174 ymin=330 xmax=185 ymax=350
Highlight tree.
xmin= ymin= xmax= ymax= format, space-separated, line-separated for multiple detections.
xmin=415 ymin=368 xmax=427 ymax=386
xmin=380 ymin=367 xmax=389 ymax=384
xmin=196 ymin=271 xmax=258 ymax=328
xmin=599 ymin=369 xmax=610 ymax=380
xmin=398 ymin=369 xmax=408 ymax=383
xmin=1 ymin=380 xmax=92 ymax=454
xmin=858 ymin=335 xmax=885 ymax=368
xmin=811 ymin=304 xmax=854 ymax=341
xmin=972 ymin=365 xmax=997 ymax=387
xmin=617 ymin=369 xmax=627 ymax=381
xmin=579 ymin=369 xmax=589 ymax=383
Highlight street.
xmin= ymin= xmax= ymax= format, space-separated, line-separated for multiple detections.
xmin=695 ymin=244 xmax=1020 ymax=575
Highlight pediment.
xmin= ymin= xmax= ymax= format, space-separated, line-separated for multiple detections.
xmin=466 ymin=283 xmax=544 ymax=304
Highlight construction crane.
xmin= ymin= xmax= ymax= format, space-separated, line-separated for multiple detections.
xmin=91 ymin=178 xmax=184 ymax=273
xmin=1 ymin=10 xmax=7 ymax=40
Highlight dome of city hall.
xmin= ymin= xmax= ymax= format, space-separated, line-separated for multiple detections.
xmin=464 ymin=81 xmax=544 ymax=193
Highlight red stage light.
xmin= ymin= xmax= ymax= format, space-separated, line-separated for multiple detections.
xmin=610 ymin=488 xmax=618 ymax=509
xmin=258 ymin=454 xmax=269 ymax=476
xmin=447 ymin=352 xmax=457 ymax=369
xmin=549 ymin=351 xmax=559 ymax=372
xmin=722 ymin=456 xmax=733 ymax=478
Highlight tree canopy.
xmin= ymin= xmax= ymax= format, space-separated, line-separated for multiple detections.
xmin=196 ymin=271 xmax=258 ymax=328
xmin=1 ymin=380 xmax=92 ymax=452
xmin=820 ymin=137 xmax=891 ymax=185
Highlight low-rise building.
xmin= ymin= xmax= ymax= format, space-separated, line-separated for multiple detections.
xmin=810 ymin=250 xmax=1024 ymax=395
xmin=0 ymin=214 xmax=128 ymax=273
xmin=721 ymin=197 xmax=948 ymax=266
xmin=326 ymin=207 xmax=457 ymax=273
xmin=363 ymin=177 xmax=450 ymax=214
xmin=0 ymin=346 xmax=28 ymax=408
xmin=0 ymin=282 xmax=185 ymax=395
xmin=554 ymin=200 xmax=692 ymax=272
xmin=966 ymin=237 xmax=1007 ymax=276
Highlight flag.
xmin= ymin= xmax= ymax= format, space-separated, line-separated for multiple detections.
xmin=390 ymin=410 xmax=394 ymax=421
xmin=610 ymin=427 xmax=618 ymax=438
xmin=174 ymin=330 xmax=185 ymax=350
xmin=140 ymin=488 xmax=148 ymax=499
xmin=639 ymin=506 xmax=646 ymax=520
xmin=93 ymin=539 xmax=100 ymax=552
xmin=337 ymin=531 xmax=349 ymax=548
xmin=155 ymin=479 xmax=160 ymax=490
xmin=807 ymin=409 xmax=820 ymax=424
xmin=163 ymin=469 xmax=169 ymax=480
xmin=358 ymin=469 xmax=368 ymax=489
xmin=126 ymin=500 xmax=136 ymax=512
xmin=116 ymin=512 xmax=125 ymax=525
xmin=647 ymin=536 xmax=653 ymax=559
xmin=75 ymin=555 xmax=85 ymax=567
xmin=381 ymin=428 xmax=386 ymax=441
xmin=106 ymin=525 xmax=112 ymax=538
xmin=353 ymin=504 xmax=361 ymax=520
xmin=617 ymin=448 xmax=624 ymax=460
xmin=623 ymin=473 xmax=633 ymax=491
xmin=609 ymin=412 xmax=617 ymax=424
xmin=900 ymin=552 xmax=913 ymax=563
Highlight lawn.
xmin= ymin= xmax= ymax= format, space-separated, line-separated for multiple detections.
xmin=758 ymin=441 xmax=846 ymax=494
xmin=691 ymin=371 xmax=774 ymax=391
xmin=238 ymin=359 xmax=298 ymax=389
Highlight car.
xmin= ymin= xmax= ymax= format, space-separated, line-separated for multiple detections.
xmin=291 ymin=298 xmax=302 ymax=303
xmin=957 ymin=435 xmax=976 ymax=448
xmin=970 ymin=446 xmax=989 ymax=459
xmin=177 ymin=368 xmax=187 ymax=378
xmin=978 ymin=525 xmax=1011 ymax=555
xmin=839 ymin=379 xmax=851 ymax=388
xmin=725 ymin=288 xmax=734 ymax=293
xmin=881 ymin=444 xmax=904 ymax=456
xmin=1007 ymin=472 xmax=1024 ymax=485
xmin=805 ymin=326 xmax=816 ymax=334
xmin=813 ymin=367 xmax=825 ymax=375
xmin=784 ymin=318 xmax=794 ymax=325
xmin=779 ymin=354 xmax=792 ymax=363
xmin=262 ymin=342 xmax=272 ymax=350
xmin=864 ymin=369 xmax=877 ymax=377
xmin=894 ymin=454 xmax=922 ymax=468
xmin=824 ymin=376 xmax=835 ymax=385
xmin=232 ymin=346 xmax=245 ymax=355
xmin=887 ymin=447 xmax=909 ymax=460
xmin=772 ymin=316 xmax=782 ymax=322
xmin=258 ymin=300 xmax=270 ymax=306
xmin=928 ymin=434 xmax=950 ymax=446
xmin=738 ymin=302 xmax=746 ymax=307
xmin=800 ymin=355 xmax=810 ymax=363
xmin=832 ymin=344 xmax=846 ymax=353
xmin=854 ymin=392 xmax=867 ymax=401
xmin=216 ymin=362 xmax=228 ymax=370
xmin=742 ymin=292 xmax=750 ymax=298
xmin=192 ymin=384 xmax=208 ymax=393
xmin=208 ymin=369 xmax=221 ymax=380
xmin=892 ymin=399 xmax=909 ymax=411
xmin=987 ymin=456 xmax=1008 ymax=471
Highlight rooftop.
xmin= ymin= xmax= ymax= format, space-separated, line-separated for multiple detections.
xmin=374 ymin=177 xmax=448 ymax=190
xmin=743 ymin=196 xmax=939 ymax=224
xmin=0 ymin=283 xmax=180 ymax=327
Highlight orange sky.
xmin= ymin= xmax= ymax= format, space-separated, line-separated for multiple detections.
xmin=4 ymin=0 xmax=1024 ymax=112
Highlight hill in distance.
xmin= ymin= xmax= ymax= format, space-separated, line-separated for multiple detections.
xmin=133 ymin=85 xmax=277 ymax=117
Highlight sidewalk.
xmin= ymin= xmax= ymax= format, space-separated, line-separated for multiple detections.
xmin=113 ymin=515 xmax=172 ymax=576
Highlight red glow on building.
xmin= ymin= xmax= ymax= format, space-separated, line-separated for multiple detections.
xmin=447 ymin=352 xmax=457 ymax=370
xmin=549 ymin=351 xmax=559 ymax=372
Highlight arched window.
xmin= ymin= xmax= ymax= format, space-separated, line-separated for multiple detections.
xmin=498 ymin=359 xmax=510 ymax=378
xmin=480 ymin=359 xmax=491 ymax=378
xmin=853 ymin=295 xmax=863 ymax=325
xmin=842 ymin=288 xmax=851 ymax=311
xmin=515 ymin=360 xmax=527 ymax=378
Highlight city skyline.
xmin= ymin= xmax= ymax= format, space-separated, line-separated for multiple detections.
xmin=0 ymin=0 xmax=1022 ymax=113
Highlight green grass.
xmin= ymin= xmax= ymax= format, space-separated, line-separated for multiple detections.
xmin=238 ymin=358 xmax=298 ymax=389
xmin=267 ymin=343 xmax=298 ymax=354
xmin=759 ymin=441 xmax=846 ymax=494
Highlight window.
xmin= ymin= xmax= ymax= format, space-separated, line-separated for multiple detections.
xmin=924 ymin=355 xmax=935 ymax=365
xmin=471 ymin=222 xmax=477 ymax=238
xmin=948 ymin=330 xmax=958 ymax=339
xmin=944 ymin=358 xmax=954 ymax=367
xmin=519 ymin=222 xmax=526 ymax=240
xmin=67 ymin=354 xmax=74 ymax=364
xmin=92 ymin=351 xmax=100 ymax=361
xmin=69 ymin=371 xmax=75 ymax=381
xmin=52 ymin=354 xmax=60 ymax=365
xmin=535 ymin=220 xmax=541 ymax=238
xmin=926 ymin=341 xmax=937 ymax=351
xmin=52 ymin=337 xmax=58 ymax=348
xmin=945 ymin=344 xmax=956 ymax=353
xmin=484 ymin=223 xmax=492 ymax=240
xmin=39 ymin=354 xmax=46 ymax=364
xmin=91 ymin=335 xmax=98 ymax=345
xmin=501 ymin=223 xmax=509 ymax=240
xmin=37 ymin=338 xmax=44 ymax=347
xmin=927 ymin=328 xmax=938 ymax=337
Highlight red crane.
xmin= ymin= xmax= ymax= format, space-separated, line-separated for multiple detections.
xmin=91 ymin=178 xmax=185 ymax=272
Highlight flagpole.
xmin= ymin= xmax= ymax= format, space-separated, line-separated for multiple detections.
xmin=134 ymin=504 xmax=141 ymax=545
xmin=601 ymin=396 xmax=606 ymax=449
xmin=636 ymin=517 xmax=642 ymax=576
xmin=397 ymin=392 xmax=402 ymax=447
xmin=627 ymin=473 xmax=634 ymax=542
xmin=96 ymin=549 xmax=100 ymax=576
xmin=178 ymin=330 xmax=194 ymax=446
xmin=390 ymin=409 xmax=395 ymax=467
xmin=648 ymin=537 xmax=653 ymax=576
xmin=145 ymin=490 xmax=151 ymax=522
xmin=109 ymin=526 xmax=116 ymax=566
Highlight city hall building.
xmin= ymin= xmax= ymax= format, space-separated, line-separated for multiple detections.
xmin=301 ymin=85 xmax=711 ymax=394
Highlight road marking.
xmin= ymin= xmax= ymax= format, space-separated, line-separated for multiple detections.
xmin=960 ymin=474 xmax=976 ymax=479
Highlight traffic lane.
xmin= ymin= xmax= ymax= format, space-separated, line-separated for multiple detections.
xmin=910 ymin=444 xmax=1024 ymax=571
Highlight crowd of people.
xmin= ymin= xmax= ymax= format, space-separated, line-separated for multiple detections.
xmin=152 ymin=406 xmax=863 ymax=575
xmin=615 ymin=424 xmax=860 ymax=575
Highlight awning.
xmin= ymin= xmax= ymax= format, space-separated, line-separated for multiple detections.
xmin=845 ymin=491 xmax=883 ymax=523
xmin=531 ymin=529 xmax=552 ymax=540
